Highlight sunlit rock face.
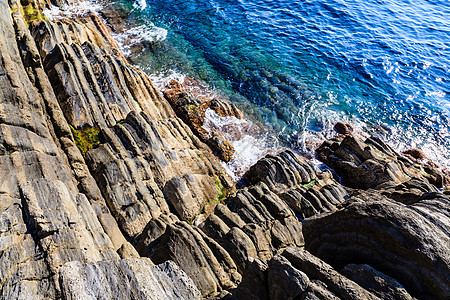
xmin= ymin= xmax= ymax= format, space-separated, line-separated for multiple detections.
xmin=0 ymin=0 xmax=448 ymax=299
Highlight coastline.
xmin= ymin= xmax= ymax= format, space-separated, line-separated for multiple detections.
xmin=0 ymin=0 xmax=448 ymax=299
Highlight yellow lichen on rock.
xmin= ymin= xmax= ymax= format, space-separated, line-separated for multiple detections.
xmin=11 ymin=2 xmax=48 ymax=27
xmin=70 ymin=125 xmax=101 ymax=157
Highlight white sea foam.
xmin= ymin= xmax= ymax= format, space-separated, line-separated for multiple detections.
xmin=44 ymin=0 xmax=449 ymax=179
xmin=383 ymin=122 xmax=450 ymax=170
xmin=112 ymin=23 xmax=167 ymax=57
xmin=295 ymin=101 xmax=450 ymax=172
xmin=203 ymin=109 xmax=279 ymax=180
xmin=148 ymin=70 xmax=186 ymax=91
xmin=132 ymin=0 xmax=147 ymax=10
xmin=145 ymin=74 xmax=278 ymax=180
xmin=43 ymin=1 xmax=102 ymax=20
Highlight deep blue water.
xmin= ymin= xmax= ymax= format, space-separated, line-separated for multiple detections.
xmin=110 ymin=0 xmax=450 ymax=167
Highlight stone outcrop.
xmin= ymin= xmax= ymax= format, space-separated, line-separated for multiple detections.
xmin=129 ymin=149 xmax=349 ymax=297
xmin=0 ymin=0 xmax=448 ymax=299
xmin=316 ymin=134 xmax=448 ymax=189
xmin=302 ymin=192 xmax=450 ymax=300
xmin=163 ymin=78 xmax=241 ymax=162
xmin=0 ymin=0 xmax=227 ymax=297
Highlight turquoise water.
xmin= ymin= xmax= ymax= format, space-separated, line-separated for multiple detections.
xmin=105 ymin=0 xmax=449 ymax=167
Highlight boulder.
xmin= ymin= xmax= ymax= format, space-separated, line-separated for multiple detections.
xmin=316 ymin=135 xmax=447 ymax=189
xmin=334 ymin=122 xmax=353 ymax=135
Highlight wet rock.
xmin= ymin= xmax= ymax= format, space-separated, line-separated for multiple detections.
xmin=316 ymin=135 xmax=447 ymax=189
xmin=334 ymin=122 xmax=353 ymax=135
xmin=163 ymin=79 xmax=241 ymax=162
xmin=402 ymin=148 xmax=426 ymax=160
xmin=207 ymin=132 xmax=235 ymax=163
xmin=163 ymin=80 xmax=207 ymax=134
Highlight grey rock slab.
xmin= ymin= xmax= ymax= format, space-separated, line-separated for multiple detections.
xmin=282 ymin=247 xmax=381 ymax=300
xmin=302 ymin=195 xmax=450 ymax=299
xmin=59 ymin=259 xmax=201 ymax=300
xmin=268 ymin=254 xmax=310 ymax=300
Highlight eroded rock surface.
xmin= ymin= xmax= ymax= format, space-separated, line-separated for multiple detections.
xmin=0 ymin=0 xmax=448 ymax=299
xmin=316 ymin=134 xmax=448 ymax=189
xmin=60 ymin=259 xmax=201 ymax=300
xmin=303 ymin=192 xmax=450 ymax=299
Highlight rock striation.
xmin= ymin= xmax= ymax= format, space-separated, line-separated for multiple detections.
xmin=0 ymin=0 xmax=448 ymax=299
xmin=316 ymin=134 xmax=448 ymax=189
xmin=60 ymin=259 xmax=201 ymax=300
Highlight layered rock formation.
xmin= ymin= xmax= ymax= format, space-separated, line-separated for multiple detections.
xmin=0 ymin=0 xmax=448 ymax=299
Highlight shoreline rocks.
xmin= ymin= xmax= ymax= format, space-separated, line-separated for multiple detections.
xmin=163 ymin=78 xmax=242 ymax=163
xmin=0 ymin=2 xmax=448 ymax=300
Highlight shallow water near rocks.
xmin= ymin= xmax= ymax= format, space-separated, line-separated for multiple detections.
xmin=62 ymin=0 xmax=450 ymax=176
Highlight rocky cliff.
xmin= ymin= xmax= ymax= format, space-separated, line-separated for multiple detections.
xmin=0 ymin=0 xmax=448 ymax=299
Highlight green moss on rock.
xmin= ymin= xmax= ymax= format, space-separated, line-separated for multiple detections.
xmin=70 ymin=125 xmax=101 ymax=157
xmin=301 ymin=179 xmax=316 ymax=189
xmin=11 ymin=3 xmax=48 ymax=27
xmin=214 ymin=176 xmax=228 ymax=202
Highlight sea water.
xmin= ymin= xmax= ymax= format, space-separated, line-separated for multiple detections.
xmin=46 ymin=0 xmax=450 ymax=178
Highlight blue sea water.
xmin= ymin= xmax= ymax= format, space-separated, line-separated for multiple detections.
xmin=105 ymin=0 xmax=449 ymax=170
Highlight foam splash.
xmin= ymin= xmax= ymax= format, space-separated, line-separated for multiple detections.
xmin=203 ymin=109 xmax=279 ymax=180
xmin=294 ymin=102 xmax=450 ymax=171
xmin=149 ymin=75 xmax=279 ymax=180
xmin=132 ymin=0 xmax=147 ymax=10
xmin=43 ymin=1 xmax=102 ymax=20
xmin=382 ymin=123 xmax=450 ymax=170
xmin=148 ymin=70 xmax=186 ymax=91
xmin=112 ymin=23 xmax=168 ymax=57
